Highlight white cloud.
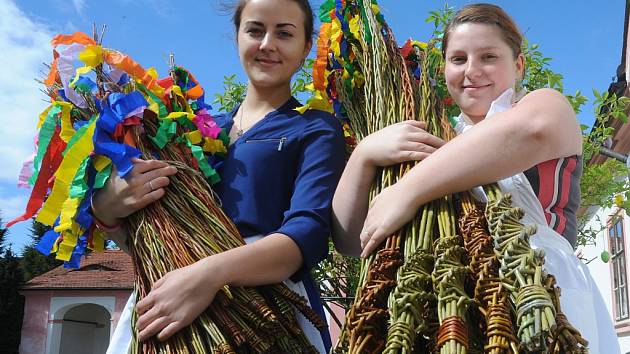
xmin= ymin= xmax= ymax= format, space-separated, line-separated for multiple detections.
xmin=71 ymin=0 xmax=85 ymax=15
xmin=0 ymin=0 xmax=52 ymax=243
xmin=0 ymin=190 xmax=28 ymax=221
xmin=0 ymin=0 xmax=52 ymax=184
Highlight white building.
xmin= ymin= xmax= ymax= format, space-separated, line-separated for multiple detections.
xmin=582 ymin=3 xmax=630 ymax=351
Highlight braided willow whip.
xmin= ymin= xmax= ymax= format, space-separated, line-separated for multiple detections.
xmin=544 ymin=275 xmax=589 ymax=353
xmin=459 ymin=192 xmax=518 ymax=354
xmin=383 ymin=44 xmax=448 ymax=354
xmin=383 ymin=202 xmax=438 ymax=354
xmin=334 ymin=3 xmax=425 ymax=353
xmin=432 ymin=197 xmax=474 ymax=354
xmin=485 ymin=186 xmax=557 ymax=352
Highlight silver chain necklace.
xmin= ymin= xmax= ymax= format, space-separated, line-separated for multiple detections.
xmin=236 ymin=105 xmax=245 ymax=137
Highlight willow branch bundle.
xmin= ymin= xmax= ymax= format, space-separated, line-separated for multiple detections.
xmin=383 ymin=204 xmax=438 ymax=354
xmin=484 ymin=186 xmax=556 ymax=352
xmin=383 ymin=45 xmax=447 ymax=354
xmin=459 ymin=192 xmax=518 ymax=354
xmin=120 ymin=88 xmax=324 ymax=353
xmin=544 ymin=275 xmax=589 ymax=353
xmin=334 ymin=3 xmax=424 ymax=353
xmin=431 ymin=197 xmax=473 ymax=354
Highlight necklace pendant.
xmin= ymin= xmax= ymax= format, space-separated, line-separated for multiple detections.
xmin=237 ymin=128 xmax=244 ymax=137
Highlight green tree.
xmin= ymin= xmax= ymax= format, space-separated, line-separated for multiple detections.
xmin=21 ymin=220 xmax=61 ymax=282
xmin=0 ymin=216 xmax=25 ymax=354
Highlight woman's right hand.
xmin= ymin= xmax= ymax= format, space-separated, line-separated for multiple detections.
xmin=91 ymin=158 xmax=178 ymax=225
xmin=355 ymin=120 xmax=445 ymax=167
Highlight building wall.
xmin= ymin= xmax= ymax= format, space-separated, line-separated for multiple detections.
xmin=58 ymin=304 xmax=111 ymax=354
xmin=19 ymin=292 xmax=51 ymax=354
xmin=19 ymin=289 xmax=131 ymax=354
xmin=583 ymin=206 xmax=630 ymax=353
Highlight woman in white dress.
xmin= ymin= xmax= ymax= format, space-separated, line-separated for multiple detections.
xmin=332 ymin=3 xmax=619 ymax=353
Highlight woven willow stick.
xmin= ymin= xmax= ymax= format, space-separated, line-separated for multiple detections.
xmin=432 ymin=196 xmax=473 ymax=354
xmin=459 ymin=192 xmax=518 ymax=354
xmin=484 ymin=185 xmax=556 ymax=352
xmin=383 ymin=44 xmax=447 ymax=354
xmin=335 ymin=3 xmax=423 ymax=353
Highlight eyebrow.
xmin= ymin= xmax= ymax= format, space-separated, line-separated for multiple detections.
xmin=446 ymin=46 xmax=501 ymax=55
xmin=244 ymin=20 xmax=297 ymax=29
xmin=477 ymin=46 xmax=500 ymax=51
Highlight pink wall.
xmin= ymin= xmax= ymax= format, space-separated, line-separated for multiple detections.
xmin=19 ymin=292 xmax=50 ymax=354
xmin=328 ymin=302 xmax=345 ymax=345
xmin=19 ymin=289 xmax=131 ymax=354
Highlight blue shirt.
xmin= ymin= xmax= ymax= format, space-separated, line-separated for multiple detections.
xmin=213 ymin=97 xmax=346 ymax=349
xmin=214 ymin=97 xmax=345 ymax=273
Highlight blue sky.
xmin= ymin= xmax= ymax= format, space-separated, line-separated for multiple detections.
xmin=0 ymin=0 xmax=625 ymax=253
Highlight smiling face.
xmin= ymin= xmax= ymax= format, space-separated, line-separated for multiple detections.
xmin=444 ymin=23 xmax=524 ymax=122
xmin=236 ymin=0 xmax=312 ymax=91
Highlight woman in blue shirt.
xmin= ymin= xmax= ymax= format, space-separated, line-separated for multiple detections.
xmin=92 ymin=0 xmax=345 ymax=352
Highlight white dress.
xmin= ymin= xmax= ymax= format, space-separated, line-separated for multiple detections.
xmin=453 ymin=88 xmax=619 ymax=354
xmin=106 ymin=235 xmax=326 ymax=354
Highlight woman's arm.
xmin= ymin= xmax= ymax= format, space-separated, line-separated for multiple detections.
xmin=359 ymin=88 xmax=582 ymax=256
xmin=332 ymin=121 xmax=445 ymax=256
xmin=135 ymin=233 xmax=304 ymax=341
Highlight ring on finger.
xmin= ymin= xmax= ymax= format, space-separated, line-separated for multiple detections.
xmin=148 ymin=180 xmax=155 ymax=191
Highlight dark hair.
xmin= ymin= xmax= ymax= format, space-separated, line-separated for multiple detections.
xmin=232 ymin=0 xmax=315 ymax=43
xmin=442 ymin=3 xmax=523 ymax=59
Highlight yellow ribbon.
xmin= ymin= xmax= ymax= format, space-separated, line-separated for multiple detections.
xmin=36 ymin=120 xmax=96 ymax=226
xmin=78 ymin=45 xmax=103 ymax=67
xmin=37 ymin=105 xmax=54 ymax=129
xmin=203 ymin=138 xmax=228 ymax=154
xmin=164 ymin=111 xmax=195 ymax=121
xmin=58 ymin=102 xmax=75 ymax=143
xmin=93 ymin=155 xmax=112 ymax=172
xmin=185 ymin=130 xmax=203 ymax=145
xmin=56 ymin=224 xmax=80 ymax=261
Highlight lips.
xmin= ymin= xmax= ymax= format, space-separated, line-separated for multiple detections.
xmin=255 ymin=58 xmax=281 ymax=66
xmin=463 ymin=83 xmax=492 ymax=90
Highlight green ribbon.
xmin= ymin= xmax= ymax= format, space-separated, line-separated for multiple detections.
xmin=217 ymin=129 xmax=230 ymax=149
xmin=149 ymin=119 xmax=177 ymax=149
xmin=185 ymin=139 xmax=220 ymax=184
xmin=69 ymin=157 xmax=90 ymax=199
xmin=94 ymin=164 xmax=112 ymax=189
xmin=30 ymin=105 xmax=61 ymax=185
xmin=137 ymin=82 xmax=168 ymax=118
xmin=63 ymin=115 xmax=96 ymax=157
xmin=319 ymin=0 xmax=335 ymax=22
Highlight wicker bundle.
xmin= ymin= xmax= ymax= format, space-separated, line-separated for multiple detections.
xmin=305 ymin=1 xmax=589 ymax=353
xmin=11 ymin=30 xmax=325 ymax=353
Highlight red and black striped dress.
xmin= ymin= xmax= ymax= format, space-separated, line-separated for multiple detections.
xmin=523 ymin=155 xmax=582 ymax=248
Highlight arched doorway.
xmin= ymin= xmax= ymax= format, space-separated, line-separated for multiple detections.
xmin=58 ymin=303 xmax=111 ymax=354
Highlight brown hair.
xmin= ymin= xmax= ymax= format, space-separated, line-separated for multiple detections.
xmin=232 ymin=0 xmax=315 ymax=43
xmin=442 ymin=3 xmax=523 ymax=59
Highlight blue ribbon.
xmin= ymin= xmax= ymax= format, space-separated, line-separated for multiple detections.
xmin=64 ymin=233 xmax=88 ymax=269
xmin=93 ymin=91 xmax=147 ymax=177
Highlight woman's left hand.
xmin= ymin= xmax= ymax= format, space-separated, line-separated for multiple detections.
xmin=360 ymin=183 xmax=419 ymax=258
xmin=135 ymin=258 xmax=222 ymax=341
